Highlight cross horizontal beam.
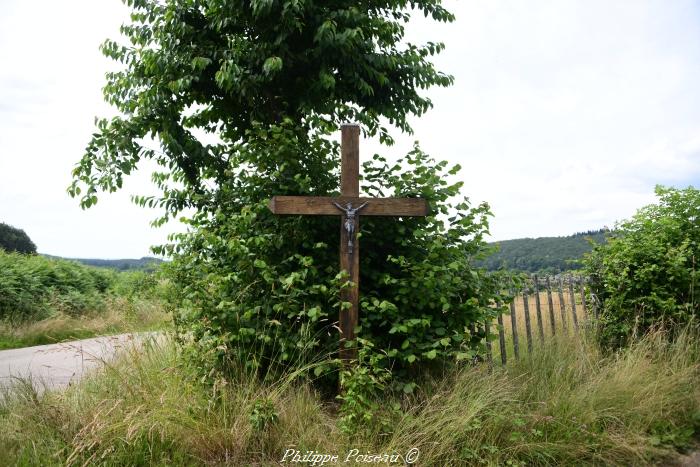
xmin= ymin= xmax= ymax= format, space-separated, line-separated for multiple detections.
xmin=269 ymin=196 xmax=429 ymax=217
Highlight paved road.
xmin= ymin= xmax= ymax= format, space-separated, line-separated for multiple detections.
xmin=0 ymin=333 xmax=155 ymax=392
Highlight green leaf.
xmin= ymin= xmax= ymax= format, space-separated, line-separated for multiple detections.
xmin=262 ymin=56 xmax=283 ymax=75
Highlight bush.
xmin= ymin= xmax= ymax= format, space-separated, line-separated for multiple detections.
xmin=163 ymin=130 xmax=506 ymax=391
xmin=584 ymin=185 xmax=700 ymax=346
xmin=0 ymin=222 xmax=36 ymax=254
xmin=0 ymin=251 xmax=114 ymax=320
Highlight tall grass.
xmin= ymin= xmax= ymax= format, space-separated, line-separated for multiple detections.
xmin=390 ymin=328 xmax=700 ymax=465
xmin=1 ymin=329 xmax=698 ymax=466
xmin=0 ymin=337 xmax=338 ymax=466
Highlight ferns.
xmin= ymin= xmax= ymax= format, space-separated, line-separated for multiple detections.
xmin=0 ymin=251 xmax=114 ymax=321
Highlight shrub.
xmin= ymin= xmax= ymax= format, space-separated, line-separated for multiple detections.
xmin=164 ymin=135 xmax=506 ymax=391
xmin=584 ymin=185 xmax=700 ymax=346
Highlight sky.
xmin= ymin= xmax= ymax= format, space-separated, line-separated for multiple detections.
xmin=1 ymin=0 xmax=699 ymax=259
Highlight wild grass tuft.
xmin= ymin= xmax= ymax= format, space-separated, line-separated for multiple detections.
xmin=0 ymin=336 xmax=339 ymax=466
xmin=388 ymin=327 xmax=700 ymax=465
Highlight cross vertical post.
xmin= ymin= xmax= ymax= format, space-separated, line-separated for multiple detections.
xmin=267 ymin=127 xmax=428 ymax=364
xmin=339 ymin=124 xmax=361 ymax=361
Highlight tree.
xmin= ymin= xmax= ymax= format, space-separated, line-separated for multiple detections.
xmin=69 ymin=0 xmax=454 ymax=214
xmin=70 ymin=0 xmax=506 ymax=391
xmin=0 ymin=223 xmax=37 ymax=254
xmin=584 ymin=186 xmax=700 ymax=346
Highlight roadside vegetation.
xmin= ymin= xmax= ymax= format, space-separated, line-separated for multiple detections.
xmin=0 ymin=327 xmax=697 ymax=466
xmin=585 ymin=185 xmax=700 ymax=347
xmin=0 ymin=250 xmax=170 ymax=349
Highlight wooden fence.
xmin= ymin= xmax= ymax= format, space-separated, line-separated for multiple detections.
xmin=485 ymin=275 xmax=598 ymax=365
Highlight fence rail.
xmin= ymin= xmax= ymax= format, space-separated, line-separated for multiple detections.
xmin=486 ymin=275 xmax=597 ymax=365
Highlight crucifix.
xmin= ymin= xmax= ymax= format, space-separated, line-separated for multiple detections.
xmin=268 ymin=124 xmax=428 ymax=361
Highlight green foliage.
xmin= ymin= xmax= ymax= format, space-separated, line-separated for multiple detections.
xmin=584 ymin=186 xmax=700 ymax=346
xmin=109 ymin=269 xmax=168 ymax=300
xmin=249 ymin=398 xmax=279 ymax=432
xmin=68 ymin=0 xmax=455 ymax=213
xmin=336 ymin=341 xmax=400 ymax=436
xmin=0 ymin=222 xmax=36 ymax=254
xmin=0 ymin=250 xmax=167 ymax=324
xmin=0 ymin=250 xmax=113 ymax=320
xmin=68 ymin=0 xmax=505 ymax=392
xmin=163 ymin=136 xmax=506 ymax=388
xmin=480 ymin=229 xmax=607 ymax=274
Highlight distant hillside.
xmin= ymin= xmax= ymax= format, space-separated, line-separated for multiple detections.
xmin=44 ymin=256 xmax=164 ymax=272
xmin=480 ymin=229 xmax=608 ymax=273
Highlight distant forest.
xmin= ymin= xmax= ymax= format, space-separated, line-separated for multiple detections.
xmin=480 ymin=229 xmax=608 ymax=273
xmin=44 ymin=256 xmax=164 ymax=272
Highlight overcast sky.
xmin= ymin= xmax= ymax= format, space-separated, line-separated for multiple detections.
xmin=1 ymin=0 xmax=699 ymax=259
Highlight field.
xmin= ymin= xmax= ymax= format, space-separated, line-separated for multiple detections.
xmin=1 ymin=328 xmax=698 ymax=465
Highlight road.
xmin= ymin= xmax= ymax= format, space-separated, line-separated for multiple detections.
xmin=0 ymin=333 xmax=155 ymax=393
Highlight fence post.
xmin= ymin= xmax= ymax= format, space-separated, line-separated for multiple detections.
xmin=522 ymin=288 xmax=533 ymax=353
xmin=484 ymin=321 xmax=493 ymax=367
xmin=533 ymin=275 xmax=545 ymax=342
xmin=557 ymin=276 xmax=568 ymax=332
xmin=546 ymin=276 xmax=556 ymax=335
xmin=568 ymin=275 xmax=579 ymax=331
xmin=509 ymin=288 xmax=520 ymax=359
xmin=592 ymin=292 xmax=600 ymax=320
xmin=579 ymin=277 xmax=588 ymax=320
xmin=496 ymin=312 xmax=507 ymax=365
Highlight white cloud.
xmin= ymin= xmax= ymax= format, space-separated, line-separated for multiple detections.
xmin=0 ymin=0 xmax=174 ymax=258
xmin=395 ymin=0 xmax=700 ymax=240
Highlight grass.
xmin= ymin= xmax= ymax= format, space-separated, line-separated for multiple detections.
xmin=0 ymin=297 xmax=171 ymax=350
xmin=397 ymin=328 xmax=700 ymax=465
xmin=1 ymin=328 xmax=698 ymax=466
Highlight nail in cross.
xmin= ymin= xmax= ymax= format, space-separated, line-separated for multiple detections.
xmin=268 ymin=124 xmax=428 ymax=361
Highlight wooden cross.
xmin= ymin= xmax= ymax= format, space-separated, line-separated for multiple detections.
xmin=268 ymin=124 xmax=428 ymax=361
